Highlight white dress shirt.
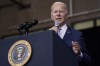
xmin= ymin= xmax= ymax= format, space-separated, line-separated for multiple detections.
xmin=59 ymin=24 xmax=68 ymax=39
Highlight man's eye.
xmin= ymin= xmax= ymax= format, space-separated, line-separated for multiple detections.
xmin=60 ymin=11 xmax=64 ymax=13
xmin=54 ymin=11 xmax=57 ymax=13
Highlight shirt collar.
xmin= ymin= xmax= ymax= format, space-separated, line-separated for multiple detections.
xmin=60 ymin=24 xmax=68 ymax=30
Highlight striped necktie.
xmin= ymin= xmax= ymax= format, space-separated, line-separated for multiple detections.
xmin=57 ymin=27 xmax=61 ymax=37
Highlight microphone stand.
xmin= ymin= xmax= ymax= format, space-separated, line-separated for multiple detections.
xmin=18 ymin=19 xmax=38 ymax=35
xmin=18 ymin=23 xmax=30 ymax=35
xmin=18 ymin=28 xmax=29 ymax=35
xmin=25 ymin=29 xmax=29 ymax=35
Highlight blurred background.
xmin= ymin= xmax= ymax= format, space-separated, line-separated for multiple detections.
xmin=0 ymin=0 xmax=100 ymax=66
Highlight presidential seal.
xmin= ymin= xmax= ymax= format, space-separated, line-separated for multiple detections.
xmin=8 ymin=40 xmax=32 ymax=66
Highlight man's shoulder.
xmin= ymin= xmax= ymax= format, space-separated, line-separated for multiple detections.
xmin=68 ymin=26 xmax=82 ymax=35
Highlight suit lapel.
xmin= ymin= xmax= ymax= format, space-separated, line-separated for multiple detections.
xmin=63 ymin=26 xmax=72 ymax=40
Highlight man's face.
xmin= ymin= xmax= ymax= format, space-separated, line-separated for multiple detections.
xmin=51 ymin=4 xmax=68 ymax=25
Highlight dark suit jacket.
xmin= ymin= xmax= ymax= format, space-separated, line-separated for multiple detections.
xmin=62 ymin=26 xmax=91 ymax=66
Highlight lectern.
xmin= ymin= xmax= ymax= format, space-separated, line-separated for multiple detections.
xmin=0 ymin=30 xmax=79 ymax=66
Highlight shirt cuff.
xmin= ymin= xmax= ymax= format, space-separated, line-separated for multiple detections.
xmin=79 ymin=51 xmax=83 ymax=58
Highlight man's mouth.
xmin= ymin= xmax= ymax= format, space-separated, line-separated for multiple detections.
xmin=56 ymin=18 xmax=62 ymax=19
xmin=56 ymin=18 xmax=62 ymax=21
xmin=55 ymin=18 xmax=64 ymax=23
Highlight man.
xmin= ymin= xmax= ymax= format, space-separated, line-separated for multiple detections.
xmin=49 ymin=1 xmax=91 ymax=66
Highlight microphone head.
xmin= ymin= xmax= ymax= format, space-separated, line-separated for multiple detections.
xmin=18 ymin=23 xmax=27 ymax=30
xmin=32 ymin=19 xmax=38 ymax=25
xmin=18 ymin=19 xmax=38 ymax=31
xmin=55 ymin=21 xmax=60 ymax=27
xmin=25 ymin=19 xmax=38 ymax=29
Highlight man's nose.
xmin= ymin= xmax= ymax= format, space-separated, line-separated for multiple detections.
xmin=57 ymin=12 xmax=61 ymax=16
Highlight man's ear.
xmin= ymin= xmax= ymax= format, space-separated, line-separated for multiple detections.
xmin=66 ymin=13 xmax=69 ymax=19
xmin=51 ymin=15 xmax=53 ymax=20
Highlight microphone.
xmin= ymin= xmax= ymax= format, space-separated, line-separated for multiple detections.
xmin=54 ymin=21 xmax=61 ymax=36
xmin=55 ymin=21 xmax=60 ymax=27
xmin=24 ymin=19 xmax=38 ymax=29
xmin=18 ymin=19 xmax=38 ymax=30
